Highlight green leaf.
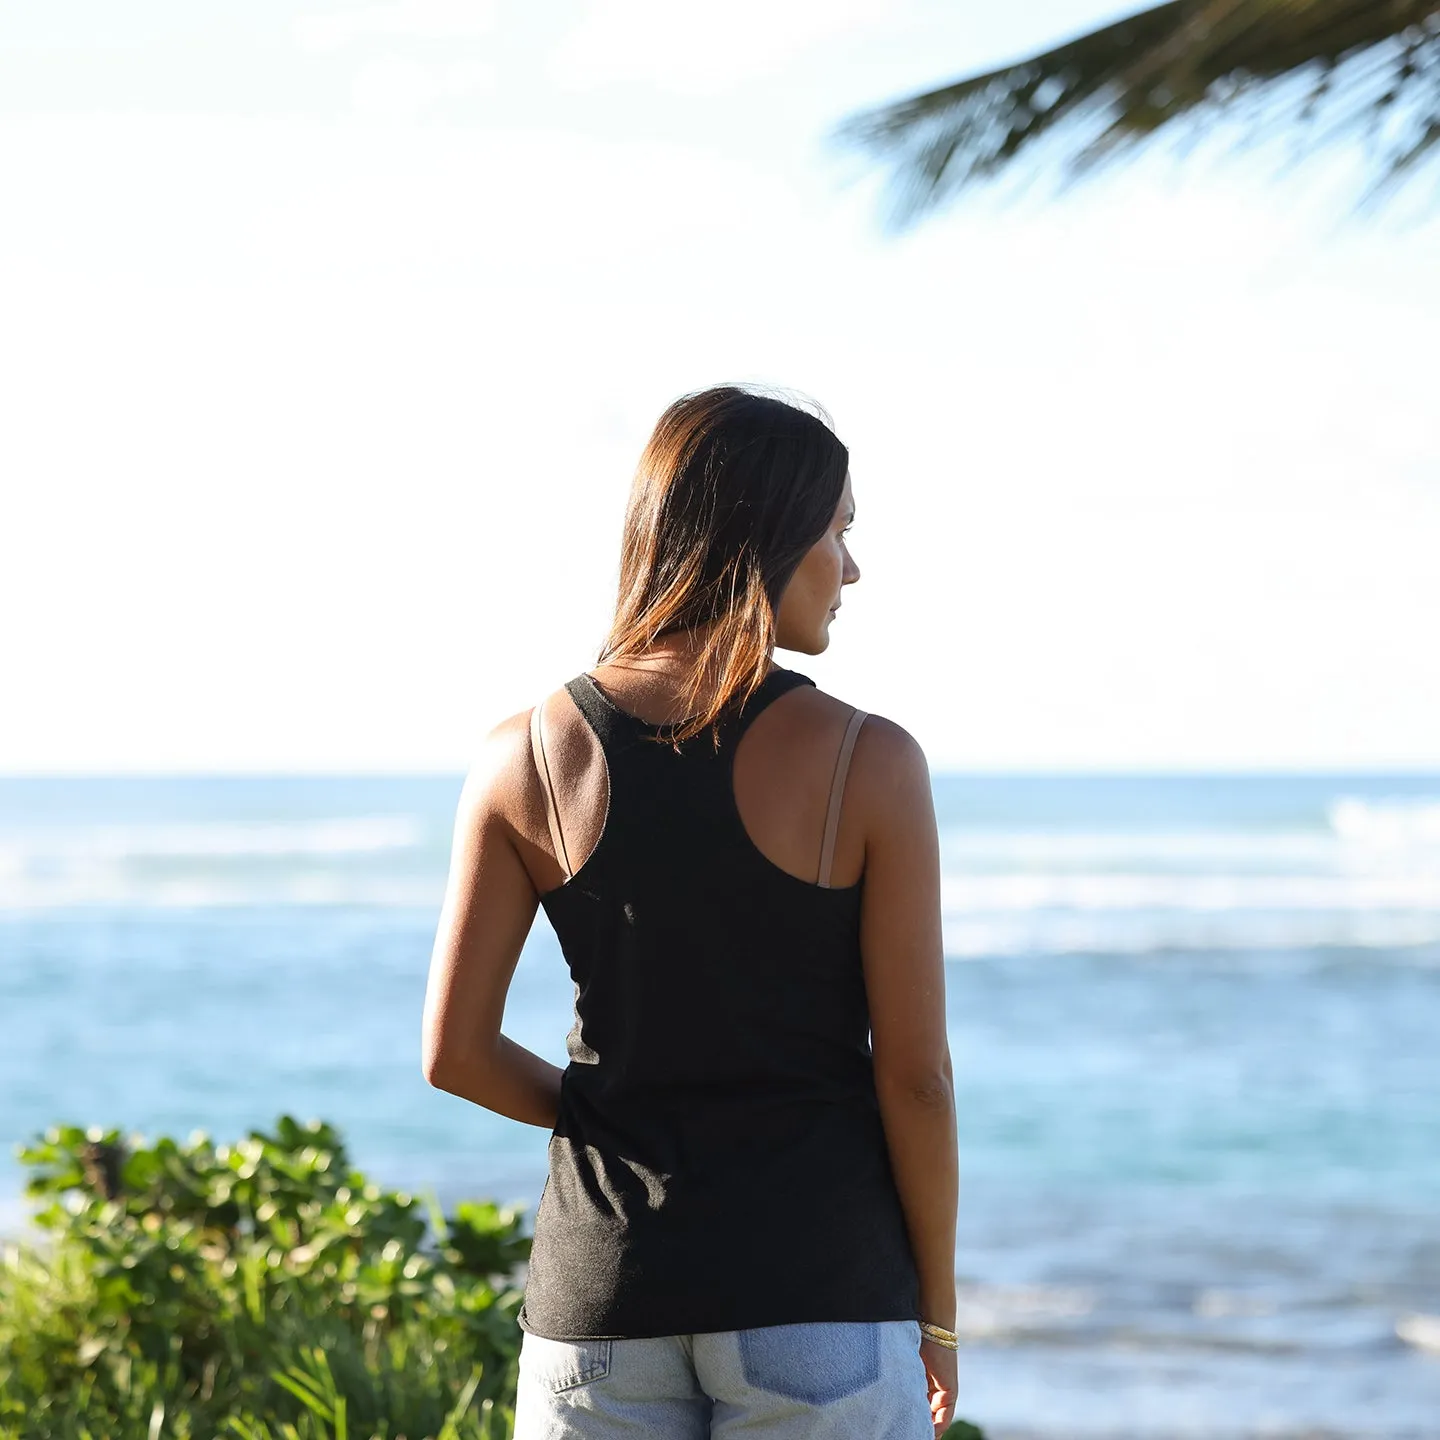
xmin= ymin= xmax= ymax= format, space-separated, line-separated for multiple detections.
xmin=836 ymin=0 xmax=1440 ymax=224
xmin=270 ymin=1370 xmax=334 ymax=1422
xmin=437 ymin=1367 xmax=484 ymax=1440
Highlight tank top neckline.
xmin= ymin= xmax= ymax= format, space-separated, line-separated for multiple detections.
xmin=577 ymin=664 xmax=796 ymax=736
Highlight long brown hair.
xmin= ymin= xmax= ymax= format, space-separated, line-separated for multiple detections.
xmin=597 ymin=385 xmax=849 ymax=748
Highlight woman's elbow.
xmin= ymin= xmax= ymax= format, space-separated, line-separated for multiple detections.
xmin=421 ymin=1042 xmax=452 ymax=1091
xmin=421 ymin=1030 xmax=478 ymax=1093
xmin=875 ymin=1060 xmax=954 ymax=1111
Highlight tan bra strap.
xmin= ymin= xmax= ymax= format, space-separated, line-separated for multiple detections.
xmin=529 ymin=698 xmax=573 ymax=881
xmin=817 ymin=707 xmax=868 ymax=889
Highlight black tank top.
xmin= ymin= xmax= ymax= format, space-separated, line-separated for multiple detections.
xmin=517 ymin=664 xmax=920 ymax=1340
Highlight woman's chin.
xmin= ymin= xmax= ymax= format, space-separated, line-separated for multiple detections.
xmin=774 ymin=610 xmax=836 ymax=656
xmin=803 ymin=624 xmax=833 ymax=656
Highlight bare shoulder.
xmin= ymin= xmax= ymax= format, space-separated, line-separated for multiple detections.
xmin=454 ymin=703 xmax=544 ymax=835
xmin=853 ymin=710 xmax=928 ymax=774
xmin=803 ymin=686 xmax=929 ymax=778
xmin=798 ymin=690 xmax=933 ymax=843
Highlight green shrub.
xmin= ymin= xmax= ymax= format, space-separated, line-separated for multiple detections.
xmin=1 ymin=1117 xmax=526 ymax=1439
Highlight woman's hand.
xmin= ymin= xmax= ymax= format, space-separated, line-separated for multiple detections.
xmin=919 ymin=1335 xmax=958 ymax=1436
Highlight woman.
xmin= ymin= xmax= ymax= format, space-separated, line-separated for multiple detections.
xmin=422 ymin=385 xmax=959 ymax=1438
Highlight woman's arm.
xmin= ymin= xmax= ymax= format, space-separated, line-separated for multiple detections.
xmin=421 ymin=713 xmax=564 ymax=1128
xmin=856 ymin=718 xmax=959 ymax=1329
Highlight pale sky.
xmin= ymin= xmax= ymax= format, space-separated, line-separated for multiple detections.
xmin=2 ymin=1 xmax=1437 ymax=774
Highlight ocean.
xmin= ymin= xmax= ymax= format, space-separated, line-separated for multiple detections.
xmin=2 ymin=773 xmax=1438 ymax=1439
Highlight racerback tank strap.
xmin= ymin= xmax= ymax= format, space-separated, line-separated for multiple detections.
xmin=817 ymin=708 xmax=868 ymax=888
xmin=565 ymin=667 xmax=808 ymax=749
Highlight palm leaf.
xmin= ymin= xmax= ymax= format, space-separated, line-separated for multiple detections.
xmin=836 ymin=0 xmax=1440 ymax=223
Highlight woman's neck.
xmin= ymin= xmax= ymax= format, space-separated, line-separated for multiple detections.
xmin=593 ymin=630 xmax=776 ymax=722
xmin=611 ymin=623 xmax=772 ymax=675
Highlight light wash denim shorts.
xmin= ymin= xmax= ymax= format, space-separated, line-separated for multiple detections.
xmin=513 ymin=1319 xmax=932 ymax=1438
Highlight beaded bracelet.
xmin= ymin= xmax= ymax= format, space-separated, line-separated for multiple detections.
xmin=919 ymin=1321 xmax=959 ymax=1350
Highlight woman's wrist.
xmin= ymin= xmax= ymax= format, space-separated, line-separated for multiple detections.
xmin=918 ymin=1320 xmax=960 ymax=1350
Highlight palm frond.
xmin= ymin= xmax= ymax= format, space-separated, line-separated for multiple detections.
xmin=836 ymin=0 xmax=1440 ymax=224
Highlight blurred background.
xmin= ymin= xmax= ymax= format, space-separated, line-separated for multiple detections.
xmin=3 ymin=3 xmax=1439 ymax=1437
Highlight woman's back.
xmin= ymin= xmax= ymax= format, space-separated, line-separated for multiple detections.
xmin=514 ymin=663 xmax=920 ymax=1339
